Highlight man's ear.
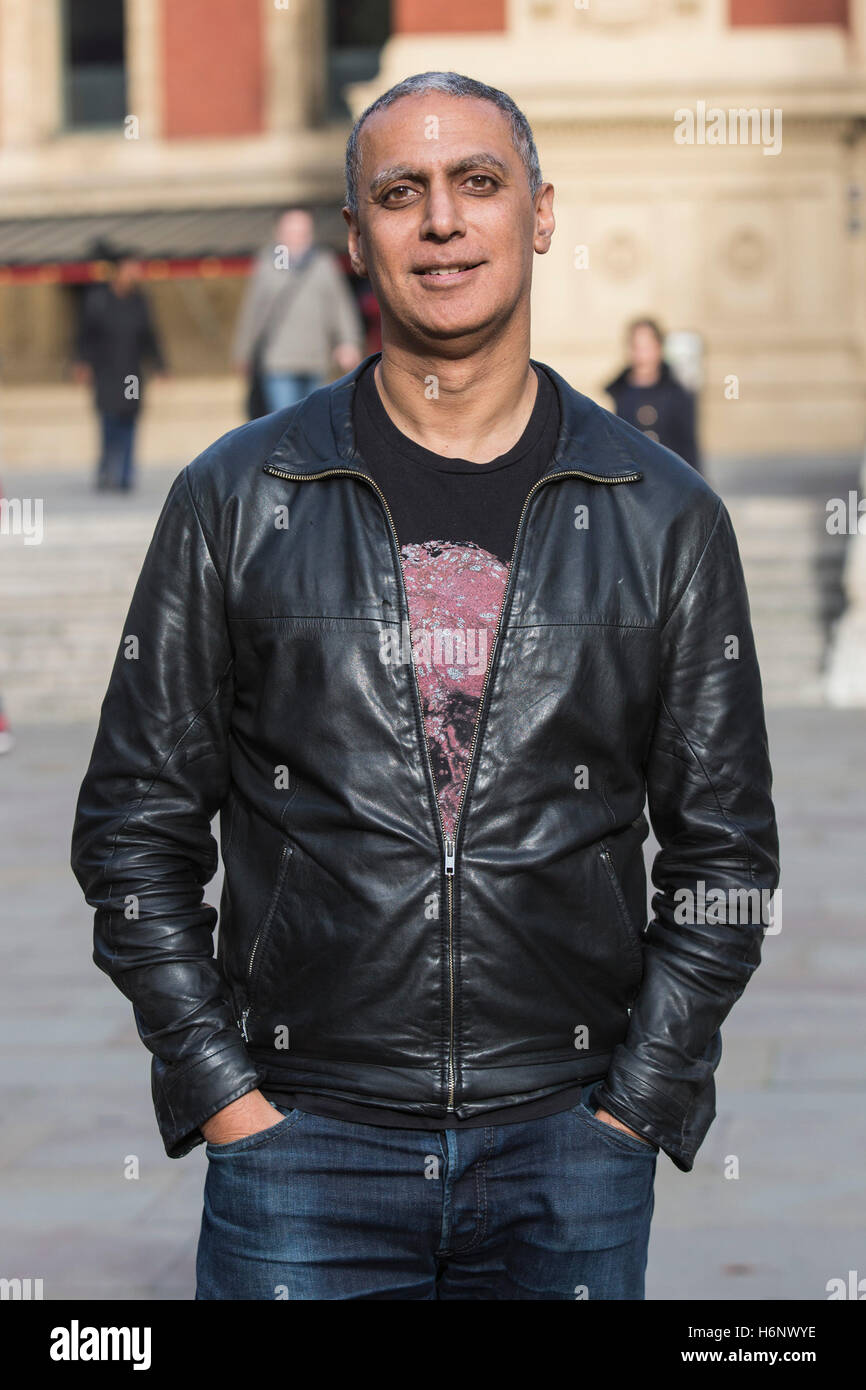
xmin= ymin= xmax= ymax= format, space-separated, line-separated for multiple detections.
xmin=533 ymin=182 xmax=555 ymax=256
xmin=342 ymin=206 xmax=367 ymax=276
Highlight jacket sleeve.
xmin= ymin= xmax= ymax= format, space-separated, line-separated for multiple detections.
xmin=593 ymin=497 xmax=779 ymax=1171
xmin=70 ymin=466 xmax=262 ymax=1158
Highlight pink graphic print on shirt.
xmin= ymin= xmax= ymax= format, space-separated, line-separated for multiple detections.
xmin=400 ymin=539 xmax=508 ymax=840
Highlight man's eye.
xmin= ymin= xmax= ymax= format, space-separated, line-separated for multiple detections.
xmin=465 ymin=175 xmax=497 ymax=190
xmin=382 ymin=184 xmax=415 ymax=203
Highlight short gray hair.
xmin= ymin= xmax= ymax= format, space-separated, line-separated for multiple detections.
xmin=344 ymin=71 xmax=542 ymax=218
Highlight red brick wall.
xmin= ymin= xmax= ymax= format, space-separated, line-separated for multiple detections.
xmin=393 ymin=0 xmax=506 ymax=33
xmin=162 ymin=0 xmax=263 ymax=138
xmin=729 ymin=0 xmax=848 ymax=24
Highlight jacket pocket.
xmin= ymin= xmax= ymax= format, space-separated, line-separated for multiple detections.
xmin=241 ymin=841 xmax=294 ymax=1032
xmin=598 ymin=841 xmax=644 ymax=981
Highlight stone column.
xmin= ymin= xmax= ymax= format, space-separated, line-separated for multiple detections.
xmin=126 ymin=0 xmax=163 ymax=140
xmin=264 ymin=0 xmax=328 ymax=133
xmin=0 ymin=0 xmax=62 ymax=147
xmin=850 ymin=0 xmax=866 ymax=69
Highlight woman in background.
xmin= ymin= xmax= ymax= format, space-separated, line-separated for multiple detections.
xmin=606 ymin=317 xmax=701 ymax=473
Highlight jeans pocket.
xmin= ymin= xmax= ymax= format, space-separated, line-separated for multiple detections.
xmin=205 ymin=1105 xmax=301 ymax=1157
xmin=574 ymin=1091 xmax=658 ymax=1156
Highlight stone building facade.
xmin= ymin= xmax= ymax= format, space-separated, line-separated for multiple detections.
xmin=0 ymin=0 xmax=863 ymax=465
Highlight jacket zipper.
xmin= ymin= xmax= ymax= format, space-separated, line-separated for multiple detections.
xmin=599 ymin=843 xmax=627 ymax=919
xmin=599 ymin=843 xmax=639 ymax=938
xmin=239 ymin=841 xmax=292 ymax=1040
xmin=599 ymin=842 xmax=642 ymax=1011
xmin=261 ymin=460 xmax=641 ymax=1107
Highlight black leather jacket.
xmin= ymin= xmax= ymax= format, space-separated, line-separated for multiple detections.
xmin=70 ymin=353 xmax=779 ymax=1169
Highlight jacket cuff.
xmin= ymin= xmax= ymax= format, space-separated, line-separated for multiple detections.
xmin=153 ymin=1043 xmax=263 ymax=1159
xmin=594 ymin=1060 xmax=715 ymax=1173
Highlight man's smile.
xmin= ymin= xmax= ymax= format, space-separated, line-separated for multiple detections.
xmin=412 ymin=260 xmax=485 ymax=286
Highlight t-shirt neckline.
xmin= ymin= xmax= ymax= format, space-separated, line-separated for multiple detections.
xmin=354 ymin=359 xmax=553 ymax=476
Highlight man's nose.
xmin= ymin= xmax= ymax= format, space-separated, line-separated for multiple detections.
xmin=420 ymin=183 xmax=466 ymax=241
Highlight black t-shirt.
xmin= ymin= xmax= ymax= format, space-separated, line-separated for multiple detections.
xmin=356 ymin=356 xmax=559 ymax=565
xmin=354 ymin=357 xmax=560 ymax=839
xmin=262 ymin=359 xmax=596 ymax=1129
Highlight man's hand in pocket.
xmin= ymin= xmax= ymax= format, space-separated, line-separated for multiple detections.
xmin=595 ymin=1107 xmax=652 ymax=1145
xmin=201 ymin=1090 xmax=285 ymax=1146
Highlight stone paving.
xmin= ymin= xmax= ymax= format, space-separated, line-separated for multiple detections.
xmin=0 ymin=706 xmax=863 ymax=1301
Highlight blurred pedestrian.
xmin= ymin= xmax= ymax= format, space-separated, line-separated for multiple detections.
xmin=606 ymin=317 xmax=701 ymax=472
xmin=233 ymin=208 xmax=364 ymax=418
xmin=74 ymin=253 xmax=166 ymax=491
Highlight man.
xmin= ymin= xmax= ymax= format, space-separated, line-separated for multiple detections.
xmin=71 ymin=71 xmax=779 ymax=1301
xmin=74 ymin=252 xmax=165 ymax=490
xmin=232 ymin=206 xmax=364 ymax=415
xmin=606 ymin=317 xmax=702 ymax=473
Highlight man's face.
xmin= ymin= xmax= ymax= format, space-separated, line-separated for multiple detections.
xmin=344 ymin=93 xmax=554 ymax=352
xmin=114 ymin=258 xmax=140 ymax=290
xmin=278 ymin=210 xmax=314 ymax=256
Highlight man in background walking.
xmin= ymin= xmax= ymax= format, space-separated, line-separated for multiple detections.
xmin=233 ymin=207 xmax=364 ymax=416
xmin=74 ymin=252 xmax=166 ymax=492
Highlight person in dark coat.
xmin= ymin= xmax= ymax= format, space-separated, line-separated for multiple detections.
xmin=74 ymin=254 xmax=166 ymax=490
xmin=605 ymin=318 xmax=701 ymax=473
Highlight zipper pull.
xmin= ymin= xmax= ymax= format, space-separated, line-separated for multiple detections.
xmin=444 ymin=838 xmax=455 ymax=875
xmin=239 ymin=1008 xmax=250 ymax=1041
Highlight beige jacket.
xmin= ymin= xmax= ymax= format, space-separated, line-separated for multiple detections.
xmin=232 ymin=245 xmax=364 ymax=376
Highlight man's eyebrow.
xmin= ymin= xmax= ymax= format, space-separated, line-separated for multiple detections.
xmin=368 ymin=152 xmax=511 ymax=198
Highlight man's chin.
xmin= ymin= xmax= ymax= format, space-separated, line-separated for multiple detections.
xmin=401 ymin=309 xmax=503 ymax=351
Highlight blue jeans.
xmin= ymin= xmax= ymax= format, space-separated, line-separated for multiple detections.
xmin=195 ymin=1081 xmax=657 ymax=1300
xmin=262 ymin=371 xmax=326 ymax=413
xmin=97 ymin=413 xmax=136 ymax=488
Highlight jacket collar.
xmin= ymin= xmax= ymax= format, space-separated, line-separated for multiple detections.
xmin=262 ymin=351 xmax=641 ymax=482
